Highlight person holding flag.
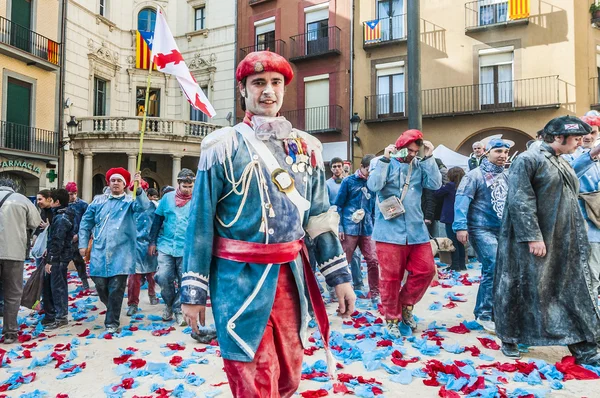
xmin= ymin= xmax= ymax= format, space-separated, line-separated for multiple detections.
xmin=180 ymin=51 xmax=355 ymax=397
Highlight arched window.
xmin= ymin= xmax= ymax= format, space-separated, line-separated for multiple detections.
xmin=137 ymin=8 xmax=156 ymax=32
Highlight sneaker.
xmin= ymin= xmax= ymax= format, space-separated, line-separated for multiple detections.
xmin=162 ymin=306 xmax=174 ymax=321
xmin=501 ymin=342 xmax=521 ymax=359
xmin=105 ymin=326 xmax=119 ymax=334
xmin=477 ymin=318 xmax=496 ymax=334
xmin=174 ymin=312 xmax=187 ymax=327
xmin=45 ymin=319 xmax=68 ymax=330
xmin=386 ymin=319 xmax=401 ymax=339
xmin=402 ymin=305 xmax=417 ymax=331
xmin=41 ymin=317 xmax=55 ymax=327
xmin=126 ymin=305 xmax=138 ymax=317
xmin=149 ymin=296 xmax=160 ymax=305
xmin=191 ymin=328 xmax=218 ymax=344
xmin=3 ymin=334 xmax=16 ymax=344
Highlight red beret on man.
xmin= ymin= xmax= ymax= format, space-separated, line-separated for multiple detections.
xmin=395 ymin=129 xmax=424 ymax=149
xmin=65 ymin=182 xmax=78 ymax=193
xmin=105 ymin=167 xmax=131 ymax=187
xmin=236 ymin=51 xmax=294 ymax=85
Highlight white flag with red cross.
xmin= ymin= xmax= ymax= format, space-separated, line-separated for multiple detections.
xmin=152 ymin=9 xmax=216 ymax=118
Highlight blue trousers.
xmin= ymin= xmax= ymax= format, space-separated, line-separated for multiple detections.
xmin=92 ymin=275 xmax=128 ymax=328
xmin=155 ymin=253 xmax=183 ymax=313
xmin=469 ymin=228 xmax=500 ymax=321
xmin=42 ymin=262 xmax=69 ymax=321
xmin=350 ymin=249 xmax=363 ymax=288
xmin=445 ymin=223 xmax=466 ymax=270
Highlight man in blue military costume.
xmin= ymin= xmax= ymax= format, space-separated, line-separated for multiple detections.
xmin=180 ymin=51 xmax=356 ymax=397
xmin=78 ymin=168 xmax=150 ymax=333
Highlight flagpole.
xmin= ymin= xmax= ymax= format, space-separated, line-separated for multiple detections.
xmin=132 ymin=41 xmax=154 ymax=199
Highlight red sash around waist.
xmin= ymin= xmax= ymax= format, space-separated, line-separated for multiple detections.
xmin=213 ymin=237 xmax=303 ymax=264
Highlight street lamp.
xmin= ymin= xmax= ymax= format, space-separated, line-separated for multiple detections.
xmin=66 ymin=116 xmax=79 ymax=136
xmin=350 ymin=112 xmax=362 ymax=144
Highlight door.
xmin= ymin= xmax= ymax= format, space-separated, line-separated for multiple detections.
xmin=6 ymin=78 xmax=32 ymax=151
xmin=305 ymin=78 xmax=329 ymax=132
xmin=11 ymin=0 xmax=32 ymax=52
xmin=306 ymin=19 xmax=328 ymax=56
xmin=377 ymin=0 xmax=404 ymax=40
xmin=377 ymin=73 xmax=405 ymax=117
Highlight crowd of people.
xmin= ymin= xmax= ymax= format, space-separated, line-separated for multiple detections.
xmin=1 ymin=49 xmax=600 ymax=397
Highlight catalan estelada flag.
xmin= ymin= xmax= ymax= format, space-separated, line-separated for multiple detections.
xmin=509 ymin=0 xmax=530 ymax=20
xmin=364 ymin=20 xmax=381 ymax=44
xmin=136 ymin=30 xmax=156 ymax=70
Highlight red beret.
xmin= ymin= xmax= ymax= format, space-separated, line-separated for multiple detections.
xmin=65 ymin=182 xmax=78 ymax=193
xmin=105 ymin=167 xmax=131 ymax=186
xmin=236 ymin=51 xmax=294 ymax=85
xmin=581 ymin=115 xmax=600 ymax=127
xmin=395 ymin=129 xmax=424 ymax=149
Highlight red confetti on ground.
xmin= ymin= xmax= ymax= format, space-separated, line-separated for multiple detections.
xmin=462 ymin=376 xmax=485 ymax=394
xmin=56 ymin=394 xmax=69 ymax=398
xmin=211 ymin=382 xmax=228 ymax=387
xmin=128 ymin=359 xmax=147 ymax=369
xmin=447 ymin=324 xmax=470 ymax=334
xmin=22 ymin=350 xmax=32 ymax=359
xmin=477 ymin=337 xmax=501 ymax=350
xmin=17 ymin=334 xmax=32 ymax=343
xmin=22 ymin=343 xmax=37 ymax=349
xmin=99 ymin=310 xmax=107 ymax=315
xmin=113 ymin=354 xmax=133 ymax=365
xmin=152 ymin=327 xmax=175 ymax=337
xmin=438 ymin=386 xmax=461 ymax=398
xmin=194 ymin=347 xmax=207 ymax=353
xmin=300 ymin=389 xmax=328 ymax=397
xmin=169 ymin=356 xmax=183 ymax=366
xmin=304 ymin=346 xmax=320 ymax=356
xmin=166 ymin=343 xmax=185 ymax=351
xmin=556 ymin=356 xmax=600 ymax=380
xmin=51 ymin=352 xmax=67 ymax=367
xmin=103 ymin=333 xmax=113 ymax=340
xmin=77 ymin=329 xmax=90 ymax=337
xmin=377 ymin=339 xmax=393 ymax=347
xmin=302 ymin=371 xmax=329 ymax=380
xmin=463 ymin=346 xmax=481 ymax=357
xmin=443 ymin=302 xmax=458 ymax=309
xmin=333 ymin=383 xmax=352 ymax=394
xmin=54 ymin=343 xmax=71 ymax=352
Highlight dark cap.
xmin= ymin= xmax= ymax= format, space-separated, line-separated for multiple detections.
xmin=543 ymin=116 xmax=592 ymax=137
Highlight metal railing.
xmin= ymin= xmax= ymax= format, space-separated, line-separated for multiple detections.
xmin=591 ymin=77 xmax=600 ymax=108
xmin=289 ymin=26 xmax=341 ymax=60
xmin=465 ymin=0 xmax=518 ymax=30
xmin=239 ymin=40 xmax=286 ymax=59
xmin=362 ymin=14 xmax=406 ymax=46
xmin=1 ymin=121 xmax=59 ymax=157
xmin=76 ymin=116 xmax=221 ymax=138
xmin=0 ymin=16 xmax=61 ymax=66
xmin=281 ymin=105 xmax=343 ymax=133
xmin=365 ymin=76 xmax=559 ymax=121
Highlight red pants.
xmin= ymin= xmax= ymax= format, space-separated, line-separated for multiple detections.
xmin=223 ymin=265 xmax=303 ymax=398
xmin=376 ymin=242 xmax=435 ymax=320
xmin=341 ymin=235 xmax=380 ymax=297
xmin=127 ymin=273 xmax=156 ymax=306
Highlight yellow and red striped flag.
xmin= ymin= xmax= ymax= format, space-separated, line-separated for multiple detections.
xmin=47 ymin=39 xmax=59 ymax=65
xmin=509 ymin=0 xmax=530 ymax=20
xmin=135 ymin=30 xmax=156 ymax=70
xmin=364 ymin=20 xmax=381 ymax=44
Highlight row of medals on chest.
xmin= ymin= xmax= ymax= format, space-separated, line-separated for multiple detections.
xmin=283 ymin=135 xmax=316 ymax=175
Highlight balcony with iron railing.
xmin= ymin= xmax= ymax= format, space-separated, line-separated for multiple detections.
xmin=281 ymin=105 xmax=343 ymax=134
xmin=0 ymin=121 xmax=59 ymax=158
xmin=239 ymin=40 xmax=287 ymax=59
xmin=0 ymin=16 xmax=61 ymax=70
xmin=465 ymin=0 xmax=529 ymax=32
xmin=289 ymin=26 xmax=341 ymax=62
xmin=590 ymin=77 xmax=600 ymax=110
xmin=365 ymin=76 xmax=559 ymax=122
xmin=362 ymin=14 xmax=407 ymax=48
xmin=74 ymin=116 xmax=221 ymax=138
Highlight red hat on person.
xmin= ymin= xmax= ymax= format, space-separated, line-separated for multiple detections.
xmin=105 ymin=167 xmax=131 ymax=186
xmin=581 ymin=115 xmax=600 ymax=127
xmin=236 ymin=51 xmax=294 ymax=85
xmin=395 ymin=129 xmax=424 ymax=149
xmin=65 ymin=182 xmax=78 ymax=193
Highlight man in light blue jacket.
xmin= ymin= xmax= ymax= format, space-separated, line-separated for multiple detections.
xmin=149 ymin=168 xmax=195 ymax=326
xmin=78 ymin=168 xmax=149 ymax=333
xmin=368 ymin=129 xmax=441 ymax=337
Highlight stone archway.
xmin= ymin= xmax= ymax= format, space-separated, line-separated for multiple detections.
xmin=92 ymin=173 xmax=105 ymax=197
xmin=456 ymin=127 xmax=534 ymax=156
xmin=0 ymin=169 xmax=41 ymax=197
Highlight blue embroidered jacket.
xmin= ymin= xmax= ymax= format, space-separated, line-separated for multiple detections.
xmin=181 ymin=123 xmax=351 ymax=362
xmin=367 ymin=156 xmax=442 ymax=245
xmin=78 ymin=190 xmax=150 ymax=277
xmin=334 ymin=171 xmax=376 ymax=236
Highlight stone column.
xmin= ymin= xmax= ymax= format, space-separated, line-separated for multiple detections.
xmin=127 ymin=153 xmax=137 ymax=177
xmin=81 ymin=152 xmax=94 ymax=203
xmin=172 ymin=155 xmax=182 ymax=186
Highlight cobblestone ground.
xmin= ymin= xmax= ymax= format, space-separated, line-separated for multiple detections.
xmin=1 ymin=259 xmax=598 ymax=397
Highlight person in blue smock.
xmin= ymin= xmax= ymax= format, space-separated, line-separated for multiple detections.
xmin=368 ymin=129 xmax=442 ymax=337
xmin=453 ymin=138 xmax=510 ymax=333
xmin=126 ymin=182 xmax=159 ymax=316
xmin=179 ymin=51 xmax=355 ymax=398
xmin=149 ymin=168 xmax=195 ymax=326
xmin=570 ymin=114 xmax=600 ymax=299
xmin=65 ymin=182 xmax=90 ymax=291
xmin=78 ymin=168 xmax=149 ymax=333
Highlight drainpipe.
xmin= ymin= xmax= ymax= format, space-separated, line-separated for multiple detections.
xmin=233 ymin=0 xmax=238 ymax=124
xmin=57 ymin=0 xmax=68 ymax=187
xmin=348 ymin=0 xmax=355 ymax=163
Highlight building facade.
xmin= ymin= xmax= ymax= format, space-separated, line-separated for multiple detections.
xmin=236 ymin=0 xmax=352 ymax=162
xmin=0 ymin=0 xmax=64 ymax=197
xmin=352 ymin=0 xmax=600 ymax=164
xmin=64 ymin=0 xmax=235 ymax=202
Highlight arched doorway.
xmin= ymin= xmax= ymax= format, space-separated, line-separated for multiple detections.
xmin=456 ymin=127 xmax=533 ymax=156
xmin=0 ymin=170 xmax=40 ymax=197
xmin=92 ymin=174 xmax=105 ymax=197
xmin=144 ymin=176 xmax=160 ymax=191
